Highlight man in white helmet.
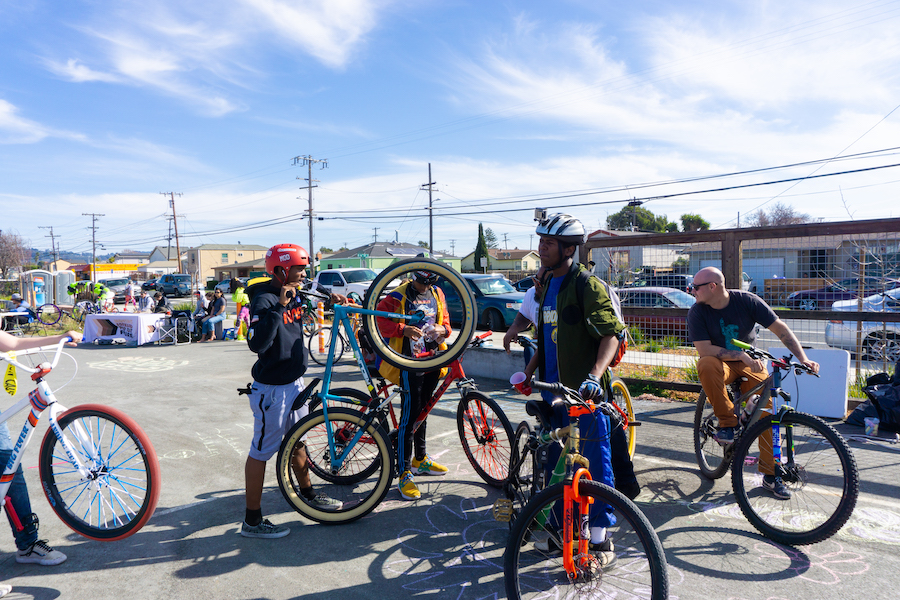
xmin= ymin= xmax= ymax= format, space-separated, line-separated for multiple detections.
xmin=522 ymin=211 xmax=625 ymax=565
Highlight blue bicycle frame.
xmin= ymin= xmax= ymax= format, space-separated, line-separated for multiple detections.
xmin=306 ymin=297 xmax=423 ymax=475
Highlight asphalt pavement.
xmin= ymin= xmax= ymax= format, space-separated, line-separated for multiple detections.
xmin=2 ymin=339 xmax=899 ymax=600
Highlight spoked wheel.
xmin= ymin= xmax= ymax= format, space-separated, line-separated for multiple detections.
xmin=306 ymin=387 xmax=390 ymax=485
xmin=308 ymin=326 xmax=346 ymax=366
xmin=505 ymin=480 xmax=669 ymax=600
xmin=864 ymin=332 xmax=900 ymax=363
xmin=610 ymin=375 xmax=635 ymax=458
xmin=731 ymin=411 xmax=859 ymax=546
xmin=456 ymin=391 xmax=513 ymax=488
xmin=36 ymin=303 xmax=63 ymax=325
xmin=694 ymin=390 xmax=732 ymax=479
xmin=361 ymin=257 xmax=477 ymax=374
xmin=503 ymin=421 xmax=540 ymax=529
xmin=38 ymin=404 xmax=160 ymax=541
xmin=276 ymin=408 xmax=394 ymax=524
xmin=72 ymin=301 xmax=93 ymax=325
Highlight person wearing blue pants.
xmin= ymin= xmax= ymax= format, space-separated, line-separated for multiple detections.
xmin=523 ymin=212 xmax=625 ymax=567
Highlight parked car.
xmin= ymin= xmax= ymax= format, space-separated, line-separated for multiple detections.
xmin=214 ymin=277 xmax=248 ymax=295
xmin=156 ymin=273 xmax=192 ymax=297
xmin=824 ymin=287 xmax=900 ymax=361
xmin=314 ymin=268 xmax=398 ymax=301
xmin=438 ymin=273 xmax=524 ymax=331
xmin=100 ymin=277 xmax=134 ymax=303
xmin=513 ymin=277 xmax=536 ymax=292
xmin=626 ymin=274 xmax=694 ymax=294
xmin=615 ymin=286 xmax=696 ymax=342
xmin=142 ymin=278 xmax=159 ymax=291
xmin=786 ymin=277 xmax=900 ymax=310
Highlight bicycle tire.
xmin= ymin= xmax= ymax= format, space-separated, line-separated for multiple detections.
xmin=72 ymin=301 xmax=91 ymax=325
xmin=308 ymin=326 xmax=346 ymax=366
xmin=306 ymin=387 xmax=390 ymax=484
xmin=731 ymin=410 xmax=859 ymax=546
xmin=505 ymin=480 xmax=668 ymax=600
xmin=610 ymin=375 xmax=635 ymax=458
xmin=504 ymin=421 xmax=538 ymax=529
xmin=276 ymin=407 xmax=394 ymax=524
xmin=38 ymin=404 xmax=161 ymax=541
xmin=301 ymin=310 xmax=317 ymax=335
xmin=36 ymin=303 xmax=62 ymax=326
xmin=456 ymin=391 xmax=513 ymax=488
xmin=694 ymin=389 xmax=733 ymax=479
xmin=361 ymin=257 xmax=477 ymax=374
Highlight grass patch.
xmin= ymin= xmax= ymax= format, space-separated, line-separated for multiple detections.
xmin=683 ymin=358 xmax=700 ymax=383
xmin=628 ymin=326 xmax=646 ymax=346
xmin=645 ymin=339 xmax=662 ymax=353
xmin=661 ymin=336 xmax=682 ymax=349
xmin=849 ymin=370 xmax=877 ymax=399
xmin=651 ymin=365 xmax=670 ymax=379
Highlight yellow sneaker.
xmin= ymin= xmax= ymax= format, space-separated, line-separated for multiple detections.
xmin=412 ymin=455 xmax=448 ymax=476
xmin=399 ymin=470 xmax=420 ymax=500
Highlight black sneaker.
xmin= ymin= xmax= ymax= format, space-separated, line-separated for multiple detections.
xmin=762 ymin=475 xmax=792 ymax=500
xmin=714 ymin=426 xmax=737 ymax=446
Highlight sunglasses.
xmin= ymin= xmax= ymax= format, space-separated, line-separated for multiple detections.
xmin=689 ymin=281 xmax=715 ymax=291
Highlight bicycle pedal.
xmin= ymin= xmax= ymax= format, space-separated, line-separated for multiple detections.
xmin=492 ymin=498 xmax=514 ymax=522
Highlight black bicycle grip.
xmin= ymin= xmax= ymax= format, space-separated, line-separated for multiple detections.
xmin=530 ymin=380 xmax=566 ymax=396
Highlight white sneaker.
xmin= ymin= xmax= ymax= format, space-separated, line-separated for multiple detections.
xmin=16 ymin=539 xmax=67 ymax=565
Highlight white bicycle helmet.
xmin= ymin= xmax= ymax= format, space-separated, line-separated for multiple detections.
xmin=535 ymin=212 xmax=586 ymax=246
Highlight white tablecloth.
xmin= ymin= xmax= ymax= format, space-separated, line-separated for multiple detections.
xmin=83 ymin=313 xmax=167 ymax=345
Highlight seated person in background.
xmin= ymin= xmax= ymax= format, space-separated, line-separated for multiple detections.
xmin=152 ymin=292 xmax=171 ymax=314
xmin=6 ymin=293 xmax=32 ymax=328
xmin=136 ymin=290 xmax=154 ymax=313
xmin=198 ymin=289 xmax=227 ymax=342
xmin=192 ymin=290 xmax=208 ymax=332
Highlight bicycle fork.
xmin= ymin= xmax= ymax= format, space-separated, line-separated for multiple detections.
xmin=563 ymin=468 xmax=595 ymax=580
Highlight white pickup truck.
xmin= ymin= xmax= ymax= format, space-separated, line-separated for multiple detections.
xmin=313 ymin=268 xmax=390 ymax=300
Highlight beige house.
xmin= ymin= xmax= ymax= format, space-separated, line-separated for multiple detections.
xmin=185 ymin=244 xmax=268 ymax=285
xmin=460 ymin=249 xmax=539 ymax=272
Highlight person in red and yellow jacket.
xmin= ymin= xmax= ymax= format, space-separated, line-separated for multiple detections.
xmin=376 ymin=269 xmax=452 ymax=500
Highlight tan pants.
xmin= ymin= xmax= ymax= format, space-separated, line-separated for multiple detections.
xmin=698 ymin=356 xmax=775 ymax=475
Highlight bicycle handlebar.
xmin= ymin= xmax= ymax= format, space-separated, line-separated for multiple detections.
xmin=0 ymin=337 xmax=71 ymax=372
xmin=530 ymin=378 xmax=629 ymax=431
xmin=730 ymin=339 xmax=819 ymax=376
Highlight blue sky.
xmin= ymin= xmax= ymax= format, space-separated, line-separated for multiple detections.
xmin=3 ymin=0 xmax=900 ymax=260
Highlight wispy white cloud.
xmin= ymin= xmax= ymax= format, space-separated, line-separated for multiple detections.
xmin=38 ymin=0 xmax=390 ymax=115
xmin=448 ymin=5 xmax=900 ymax=169
xmin=0 ymin=99 xmax=51 ymax=143
xmin=43 ymin=58 xmax=121 ymax=83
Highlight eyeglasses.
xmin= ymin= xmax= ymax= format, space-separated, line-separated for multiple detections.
xmin=689 ymin=281 xmax=715 ymax=291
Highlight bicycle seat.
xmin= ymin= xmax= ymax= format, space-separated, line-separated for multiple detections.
xmin=525 ymin=400 xmax=554 ymax=430
xmin=291 ymin=377 xmax=321 ymax=411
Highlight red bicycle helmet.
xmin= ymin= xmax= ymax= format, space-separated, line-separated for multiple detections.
xmin=265 ymin=243 xmax=310 ymax=282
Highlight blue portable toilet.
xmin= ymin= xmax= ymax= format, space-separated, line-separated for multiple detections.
xmin=19 ymin=269 xmax=53 ymax=307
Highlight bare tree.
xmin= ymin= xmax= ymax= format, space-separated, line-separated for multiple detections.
xmin=746 ymin=202 xmax=811 ymax=227
xmin=0 ymin=231 xmax=29 ymax=279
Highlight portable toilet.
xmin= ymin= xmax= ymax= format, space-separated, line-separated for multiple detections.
xmin=52 ymin=270 xmax=77 ymax=306
xmin=19 ymin=269 xmax=53 ymax=307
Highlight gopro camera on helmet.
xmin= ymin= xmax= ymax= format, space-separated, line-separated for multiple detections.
xmin=534 ymin=208 xmax=547 ymax=222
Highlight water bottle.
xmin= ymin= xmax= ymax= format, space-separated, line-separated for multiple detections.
xmin=740 ymin=394 xmax=761 ymax=425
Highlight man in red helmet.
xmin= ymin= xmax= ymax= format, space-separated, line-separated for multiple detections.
xmin=239 ymin=243 xmax=345 ymax=538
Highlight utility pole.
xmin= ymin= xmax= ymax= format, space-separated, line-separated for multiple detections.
xmin=529 ymin=234 xmax=534 ymax=250
xmin=502 ymin=233 xmax=509 ymax=248
xmin=373 ymin=227 xmax=379 ymax=243
xmin=449 ymin=240 xmax=456 ymax=256
xmin=294 ymin=155 xmax=328 ymax=276
xmin=420 ymin=163 xmax=436 ymax=255
xmin=160 ymin=192 xmax=184 ymax=272
xmin=39 ymin=226 xmax=60 ymax=271
xmin=83 ymin=213 xmax=104 ymax=281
